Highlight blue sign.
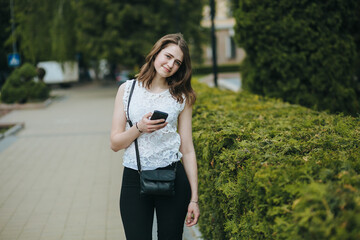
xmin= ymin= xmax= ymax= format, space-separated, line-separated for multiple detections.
xmin=8 ymin=53 xmax=21 ymax=67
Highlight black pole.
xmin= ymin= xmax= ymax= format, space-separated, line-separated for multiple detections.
xmin=10 ymin=0 xmax=17 ymax=53
xmin=175 ymin=0 xmax=180 ymax=32
xmin=210 ymin=0 xmax=218 ymax=87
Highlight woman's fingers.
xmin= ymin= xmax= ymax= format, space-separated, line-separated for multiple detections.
xmin=138 ymin=112 xmax=168 ymax=133
xmin=151 ymin=119 xmax=167 ymax=125
xmin=185 ymin=203 xmax=200 ymax=227
xmin=143 ymin=112 xmax=153 ymax=119
xmin=147 ymin=122 xmax=168 ymax=132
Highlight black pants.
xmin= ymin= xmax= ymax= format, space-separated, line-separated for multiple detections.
xmin=120 ymin=162 xmax=191 ymax=240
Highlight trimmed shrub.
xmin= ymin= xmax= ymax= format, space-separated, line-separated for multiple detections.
xmin=192 ymin=80 xmax=360 ymax=239
xmin=233 ymin=0 xmax=360 ymax=115
xmin=1 ymin=63 xmax=50 ymax=103
xmin=193 ymin=64 xmax=241 ymax=75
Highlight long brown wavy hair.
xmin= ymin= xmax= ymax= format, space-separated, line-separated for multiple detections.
xmin=136 ymin=33 xmax=196 ymax=105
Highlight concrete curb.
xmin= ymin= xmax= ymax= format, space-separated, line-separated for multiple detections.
xmin=198 ymin=72 xmax=241 ymax=92
xmin=0 ymin=122 xmax=25 ymax=140
xmin=0 ymin=98 xmax=52 ymax=111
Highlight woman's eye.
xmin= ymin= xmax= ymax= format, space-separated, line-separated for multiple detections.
xmin=175 ymin=61 xmax=181 ymax=66
xmin=165 ymin=55 xmax=171 ymax=59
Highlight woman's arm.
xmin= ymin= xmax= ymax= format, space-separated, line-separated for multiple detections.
xmin=110 ymin=83 xmax=168 ymax=152
xmin=110 ymin=84 xmax=141 ymax=151
xmin=178 ymin=103 xmax=200 ymax=227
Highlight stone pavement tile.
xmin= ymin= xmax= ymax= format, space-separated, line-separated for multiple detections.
xmin=0 ymin=229 xmax=21 ymax=240
xmin=107 ymin=229 xmax=124 ymax=240
xmin=2 ymin=211 xmax=29 ymax=232
xmin=45 ymin=213 xmax=67 ymax=230
xmin=17 ymin=228 xmax=43 ymax=240
xmin=83 ymin=226 xmax=107 ymax=240
xmin=66 ymin=211 xmax=87 ymax=227
xmin=39 ymin=229 xmax=63 ymax=240
xmin=61 ymin=226 xmax=85 ymax=239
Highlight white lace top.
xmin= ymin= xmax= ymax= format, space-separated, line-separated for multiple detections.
xmin=122 ymin=79 xmax=186 ymax=170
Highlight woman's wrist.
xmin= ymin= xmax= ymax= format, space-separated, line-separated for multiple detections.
xmin=190 ymin=194 xmax=198 ymax=203
xmin=190 ymin=200 xmax=198 ymax=204
xmin=135 ymin=122 xmax=143 ymax=133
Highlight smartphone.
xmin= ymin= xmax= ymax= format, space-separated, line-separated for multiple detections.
xmin=150 ymin=110 xmax=168 ymax=124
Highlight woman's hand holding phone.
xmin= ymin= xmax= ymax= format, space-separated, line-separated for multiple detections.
xmin=137 ymin=111 xmax=168 ymax=133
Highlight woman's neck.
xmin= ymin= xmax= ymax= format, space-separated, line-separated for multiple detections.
xmin=148 ymin=75 xmax=168 ymax=93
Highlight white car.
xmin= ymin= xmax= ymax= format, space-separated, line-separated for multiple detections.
xmin=37 ymin=61 xmax=79 ymax=85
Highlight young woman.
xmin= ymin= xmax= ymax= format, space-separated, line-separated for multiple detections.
xmin=110 ymin=33 xmax=200 ymax=240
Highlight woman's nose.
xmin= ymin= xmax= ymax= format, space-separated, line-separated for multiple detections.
xmin=168 ymin=59 xmax=175 ymax=68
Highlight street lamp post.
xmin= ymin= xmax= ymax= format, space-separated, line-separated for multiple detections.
xmin=210 ymin=0 xmax=218 ymax=87
xmin=10 ymin=0 xmax=17 ymax=53
xmin=175 ymin=0 xmax=180 ymax=32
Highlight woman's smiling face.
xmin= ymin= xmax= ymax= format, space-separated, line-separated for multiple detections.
xmin=154 ymin=43 xmax=184 ymax=79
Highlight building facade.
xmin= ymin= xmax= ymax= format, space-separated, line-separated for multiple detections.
xmin=201 ymin=0 xmax=245 ymax=65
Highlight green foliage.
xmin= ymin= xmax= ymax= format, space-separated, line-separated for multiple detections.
xmin=72 ymin=0 xmax=109 ymax=63
xmin=233 ymin=0 xmax=360 ymax=115
xmin=3 ymin=0 xmax=76 ymax=63
xmin=1 ymin=63 xmax=50 ymax=103
xmin=50 ymin=0 xmax=77 ymax=62
xmin=193 ymin=64 xmax=241 ymax=75
xmin=9 ymin=0 xmax=59 ymax=62
xmin=192 ymin=80 xmax=360 ymax=239
xmin=4 ymin=0 xmax=206 ymax=68
xmin=74 ymin=0 xmax=207 ymax=67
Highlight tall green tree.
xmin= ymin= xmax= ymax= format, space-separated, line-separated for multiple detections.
xmin=5 ymin=0 xmax=76 ymax=63
xmin=234 ymin=0 xmax=360 ymax=115
xmin=75 ymin=0 xmax=206 ymax=68
xmin=72 ymin=0 xmax=109 ymax=63
xmin=5 ymin=0 xmax=206 ymax=72
xmin=50 ymin=0 xmax=77 ymax=61
xmin=11 ymin=0 xmax=56 ymax=63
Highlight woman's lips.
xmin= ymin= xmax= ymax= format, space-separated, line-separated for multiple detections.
xmin=162 ymin=66 xmax=170 ymax=72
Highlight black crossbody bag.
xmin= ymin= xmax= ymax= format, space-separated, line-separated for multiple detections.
xmin=126 ymin=80 xmax=176 ymax=196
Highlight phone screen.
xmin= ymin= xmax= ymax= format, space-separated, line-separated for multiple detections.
xmin=150 ymin=110 xmax=168 ymax=123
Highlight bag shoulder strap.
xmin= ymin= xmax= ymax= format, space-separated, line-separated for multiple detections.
xmin=126 ymin=80 xmax=142 ymax=172
xmin=126 ymin=80 xmax=136 ymax=125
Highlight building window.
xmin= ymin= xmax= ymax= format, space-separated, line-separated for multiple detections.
xmin=206 ymin=47 xmax=212 ymax=60
xmin=226 ymin=36 xmax=236 ymax=59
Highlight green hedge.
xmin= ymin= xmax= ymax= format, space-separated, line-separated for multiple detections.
xmin=1 ymin=63 xmax=50 ymax=103
xmin=193 ymin=64 xmax=241 ymax=75
xmin=192 ymin=80 xmax=360 ymax=239
xmin=233 ymin=0 xmax=360 ymax=115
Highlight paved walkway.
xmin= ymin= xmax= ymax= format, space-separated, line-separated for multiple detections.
xmin=0 ymin=82 xmax=199 ymax=240
xmin=199 ymin=72 xmax=241 ymax=92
